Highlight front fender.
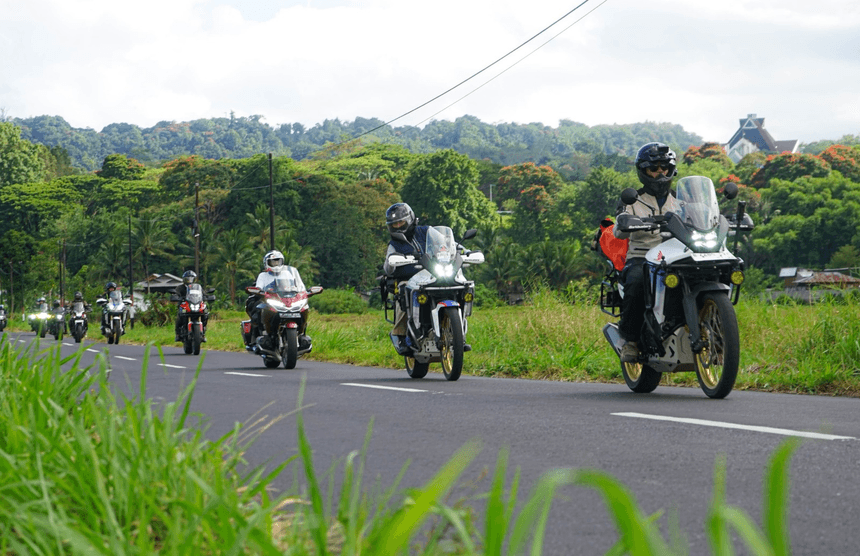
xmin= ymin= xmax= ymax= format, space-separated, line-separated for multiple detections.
xmin=431 ymin=300 xmax=460 ymax=338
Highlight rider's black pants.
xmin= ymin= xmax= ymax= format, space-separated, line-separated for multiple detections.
xmin=619 ymin=258 xmax=646 ymax=342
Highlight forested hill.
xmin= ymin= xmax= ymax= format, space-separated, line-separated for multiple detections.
xmin=12 ymin=113 xmax=703 ymax=171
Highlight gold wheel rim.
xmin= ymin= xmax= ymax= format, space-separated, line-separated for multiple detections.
xmin=440 ymin=314 xmax=453 ymax=372
xmin=624 ymin=361 xmax=642 ymax=381
xmin=697 ymin=300 xmax=725 ymax=389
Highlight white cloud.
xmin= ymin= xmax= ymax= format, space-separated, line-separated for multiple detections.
xmin=2 ymin=0 xmax=858 ymax=143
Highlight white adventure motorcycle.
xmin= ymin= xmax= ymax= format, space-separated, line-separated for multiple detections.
xmin=601 ymin=176 xmax=754 ymax=398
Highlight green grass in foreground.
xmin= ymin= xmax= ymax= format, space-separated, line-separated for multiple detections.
xmin=1 ymin=337 xmax=799 ymax=554
xmin=109 ymin=291 xmax=860 ymax=397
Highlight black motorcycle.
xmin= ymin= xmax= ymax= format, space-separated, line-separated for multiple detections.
xmin=96 ymin=290 xmax=132 ymax=345
xmin=46 ymin=302 xmax=67 ymax=341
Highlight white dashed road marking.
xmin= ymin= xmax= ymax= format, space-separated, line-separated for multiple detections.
xmin=613 ymin=412 xmax=855 ymax=441
xmin=341 ymin=383 xmax=428 ymax=393
xmin=225 ymin=371 xmax=269 ymax=377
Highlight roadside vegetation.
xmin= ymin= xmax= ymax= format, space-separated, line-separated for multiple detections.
xmin=1 ymin=335 xmax=801 ymax=554
xmin=10 ymin=287 xmax=858 ymax=397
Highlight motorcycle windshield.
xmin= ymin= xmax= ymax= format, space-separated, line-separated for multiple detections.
xmin=424 ymin=226 xmax=457 ymax=265
xmin=265 ymin=268 xmax=302 ymax=297
xmin=108 ymin=290 xmax=124 ymax=310
xmin=38 ymin=303 xmax=49 ymax=312
xmin=186 ymin=284 xmax=203 ymax=304
xmin=674 ymin=176 xmax=722 ymax=232
xmin=72 ymin=302 xmax=86 ymax=313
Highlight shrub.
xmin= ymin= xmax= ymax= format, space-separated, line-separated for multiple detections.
xmin=312 ymin=287 xmax=370 ymax=314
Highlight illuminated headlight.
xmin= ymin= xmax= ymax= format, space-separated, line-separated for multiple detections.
xmin=691 ymin=230 xmax=719 ymax=249
xmin=434 ymin=263 xmax=455 ymax=277
xmin=56 ymin=314 xmax=64 ymax=320
xmin=38 ymin=312 xmax=50 ymax=319
xmin=664 ymin=274 xmax=680 ymax=288
xmin=731 ymin=270 xmax=745 ymax=285
xmin=267 ymin=299 xmax=287 ymax=311
xmin=188 ymin=303 xmax=202 ymax=312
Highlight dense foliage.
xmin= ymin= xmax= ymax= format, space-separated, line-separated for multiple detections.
xmin=12 ymin=113 xmax=703 ymax=172
xmin=1 ymin=115 xmax=859 ymax=316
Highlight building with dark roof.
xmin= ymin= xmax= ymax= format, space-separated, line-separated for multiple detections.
xmin=724 ymin=114 xmax=799 ymax=163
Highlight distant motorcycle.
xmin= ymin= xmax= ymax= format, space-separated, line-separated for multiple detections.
xmin=28 ymin=301 xmax=51 ymax=338
xmin=96 ymin=290 xmax=132 ymax=345
xmin=67 ymin=300 xmax=90 ymax=343
xmin=382 ymin=227 xmax=484 ymax=381
xmin=241 ymin=268 xmax=323 ymax=369
xmin=46 ymin=301 xmax=67 ymax=341
xmin=0 ymin=306 xmax=7 ymax=332
xmin=170 ymin=283 xmax=215 ymax=355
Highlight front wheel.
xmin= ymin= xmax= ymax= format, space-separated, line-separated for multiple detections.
xmin=695 ymin=293 xmax=740 ymax=399
xmin=111 ymin=319 xmax=121 ymax=345
xmin=440 ymin=307 xmax=464 ymax=381
xmin=621 ymin=361 xmax=661 ymax=393
xmin=74 ymin=323 xmax=83 ymax=343
xmin=405 ymin=355 xmax=429 ymax=379
xmin=192 ymin=323 xmax=202 ymax=355
xmin=54 ymin=324 xmax=63 ymax=341
xmin=282 ymin=328 xmax=298 ymax=369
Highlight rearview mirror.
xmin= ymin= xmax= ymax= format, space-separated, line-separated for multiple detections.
xmin=620 ymin=188 xmax=639 ymax=206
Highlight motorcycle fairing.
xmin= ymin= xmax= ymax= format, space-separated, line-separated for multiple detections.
xmin=430 ymin=301 xmax=466 ymax=340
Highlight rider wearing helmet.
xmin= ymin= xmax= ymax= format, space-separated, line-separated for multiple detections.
xmin=382 ymin=202 xmax=432 ymax=355
xmin=174 ymin=270 xmax=208 ymax=342
xmin=613 ymin=142 xmax=682 ymax=362
xmin=245 ymin=250 xmax=308 ymax=347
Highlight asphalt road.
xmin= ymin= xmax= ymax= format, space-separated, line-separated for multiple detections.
xmin=12 ymin=332 xmax=860 ymax=555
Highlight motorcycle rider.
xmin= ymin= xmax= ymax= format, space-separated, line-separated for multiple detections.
xmin=174 ymin=270 xmax=209 ymax=342
xmin=613 ymin=142 xmax=682 ymax=362
xmin=101 ymin=281 xmax=120 ymax=332
xmin=245 ymin=250 xmax=309 ymax=349
xmin=382 ymin=202 xmax=431 ymax=355
xmin=67 ymin=290 xmax=91 ymax=311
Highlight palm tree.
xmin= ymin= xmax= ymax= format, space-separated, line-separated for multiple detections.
xmin=212 ymin=228 xmax=256 ymax=305
xmin=244 ymin=203 xmax=291 ymax=252
xmin=132 ymin=218 xmax=175 ymax=294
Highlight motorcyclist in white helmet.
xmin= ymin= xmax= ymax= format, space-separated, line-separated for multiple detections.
xmin=245 ymin=250 xmax=307 ymax=346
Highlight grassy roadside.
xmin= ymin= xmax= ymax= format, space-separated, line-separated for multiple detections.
xmin=0 ymin=334 xmax=802 ymax=554
xmin=8 ymin=291 xmax=859 ymax=396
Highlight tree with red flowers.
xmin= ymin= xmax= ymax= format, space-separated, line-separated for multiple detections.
xmin=749 ymin=152 xmax=831 ymax=188
xmin=818 ymin=145 xmax=860 ymax=182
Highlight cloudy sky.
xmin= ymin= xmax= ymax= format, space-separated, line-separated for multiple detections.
xmin=2 ymin=0 xmax=859 ymax=145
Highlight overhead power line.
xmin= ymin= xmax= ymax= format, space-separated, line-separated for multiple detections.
xmin=352 ymin=0 xmax=601 ymax=141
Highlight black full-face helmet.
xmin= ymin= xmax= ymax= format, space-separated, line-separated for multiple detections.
xmin=74 ymin=291 xmax=83 ymax=301
xmin=106 ymin=281 xmax=117 ymax=292
xmin=182 ymin=270 xmax=197 ymax=285
xmin=386 ymin=203 xmax=416 ymax=242
xmin=634 ymin=142 xmax=677 ymax=198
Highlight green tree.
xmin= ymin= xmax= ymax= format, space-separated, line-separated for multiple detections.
xmin=97 ymin=154 xmax=145 ymax=180
xmin=0 ymin=121 xmax=45 ymax=186
xmin=400 ymin=149 xmax=496 ymax=236
xmin=132 ymin=218 xmax=175 ymax=293
xmin=212 ymin=228 xmax=256 ymax=305
xmin=828 ymin=245 xmax=860 ymax=270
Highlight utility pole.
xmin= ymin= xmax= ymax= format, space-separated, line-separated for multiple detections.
xmin=128 ymin=214 xmax=134 ymax=303
xmin=60 ymin=239 xmax=66 ymax=305
xmin=268 ymin=153 xmax=275 ymax=251
xmin=8 ymin=261 xmax=12 ymax=317
xmin=194 ymin=182 xmax=201 ymax=277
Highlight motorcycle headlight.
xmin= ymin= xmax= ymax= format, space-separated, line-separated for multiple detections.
xmin=56 ymin=314 xmax=64 ymax=320
xmin=267 ymin=298 xmax=287 ymax=311
xmin=691 ymin=230 xmax=719 ymax=249
xmin=434 ymin=263 xmax=455 ymax=277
